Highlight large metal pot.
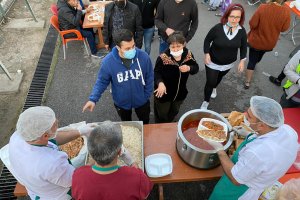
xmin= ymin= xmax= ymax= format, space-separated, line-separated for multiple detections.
xmin=176 ymin=109 xmax=234 ymax=169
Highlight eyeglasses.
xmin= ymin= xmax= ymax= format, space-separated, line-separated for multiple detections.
xmin=228 ymin=15 xmax=241 ymax=19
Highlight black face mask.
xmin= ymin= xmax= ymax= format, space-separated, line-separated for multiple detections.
xmin=114 ymin=1 xmax=126 ymax=9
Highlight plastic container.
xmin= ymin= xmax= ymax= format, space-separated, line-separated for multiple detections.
xmin=198 ymin=118 xmax=228 ymax=133
xmin=197 ymin=118 xmax=228 ymax=142
xmin=293 ymin=144 xmax=300 ymax=170
xmin=145 ymin=153 xmax=172 ymax=178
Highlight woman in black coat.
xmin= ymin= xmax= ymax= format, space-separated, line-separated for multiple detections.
xmin=154 ymin=31 xmax=199 ymax=123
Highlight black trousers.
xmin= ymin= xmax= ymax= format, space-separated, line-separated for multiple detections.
xmin=114 ymin=101 xmax=150 ymax=124
xmin=277 ymin=67 xmax=286 ymax=82
xmin=204 ymin=65 xmax=230 ymax=102
xmin=247 ymin=47 xmax=267 ymax=70
xmin=154 ymin=98 xmax=183 ymax=123
xmin=280 ymin=93 xmax=300 ymax=108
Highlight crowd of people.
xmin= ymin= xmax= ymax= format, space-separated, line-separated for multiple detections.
xmin=4 ymin=0 xmax=300 ymax=199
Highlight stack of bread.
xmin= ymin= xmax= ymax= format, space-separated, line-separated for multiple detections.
xmin=227 ymin=111 xmax=252 ymax=152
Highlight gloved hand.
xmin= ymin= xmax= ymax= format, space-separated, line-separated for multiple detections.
xmin=232 ymin=126 xmax=252 ymax=137
xmin=119 ymin=145 xmax=134 ymax=166
xmin=203 ymin=138 xmax=224 ymax=152
xmin=77 ymin=123 xmax=96 ymax=137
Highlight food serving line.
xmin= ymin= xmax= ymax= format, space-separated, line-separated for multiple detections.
xmin=14 ymin=108 xmax=300 ymax=199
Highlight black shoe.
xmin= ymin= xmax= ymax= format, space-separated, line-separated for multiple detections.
xmin=244 ymin=82 xmax=250 ymax=89
xmin=208 ymin=7 xmax=217 ymax=11
xmin=91 ymin=52 xmax=104 ymax=59
xmin=269 ymin=76 xmax=281 ymax=86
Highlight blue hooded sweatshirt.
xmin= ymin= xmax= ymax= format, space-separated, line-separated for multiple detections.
xmin=89 ymin=47 xmax=154 ymax=110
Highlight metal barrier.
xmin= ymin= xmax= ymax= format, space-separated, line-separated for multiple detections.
xmin=0 ymin=0 xmax=37 ymax=24
xmin=0 ymin=0 xmax=16 ymax=24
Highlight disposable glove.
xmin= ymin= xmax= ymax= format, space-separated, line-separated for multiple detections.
xmin=232 ymin=126 xmax=252 ymax=137
xmin=203 ymin=138 xmax=224 ymax=152
xmin=77 ymin=123 xmax=95 ymax=137
xmin=119 ymin=145 xmax=134 ymax=166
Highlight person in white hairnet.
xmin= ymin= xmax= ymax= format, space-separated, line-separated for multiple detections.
xmin=8 ymin=106 xmax=94 ymax=200
xmin=206 ymin=96 xmax=299 ymax=200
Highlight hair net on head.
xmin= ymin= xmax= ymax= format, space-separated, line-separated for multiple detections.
xmin=250 ymin=96 xmax=284 ymax=128
xmin=16 ymin=106 xmax=56 ymax=141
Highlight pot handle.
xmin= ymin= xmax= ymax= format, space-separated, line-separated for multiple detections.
xmin=182 ymin=144 xmax=188 ymax=151
xmin=224 ymin=131 xmax=235 ymax=150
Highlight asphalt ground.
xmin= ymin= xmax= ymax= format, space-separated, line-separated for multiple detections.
xmin=43 ymin=0 xmax=298 ymax=199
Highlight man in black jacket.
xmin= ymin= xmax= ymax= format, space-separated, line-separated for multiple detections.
xmin=102 ymin=0 xmax=143 ymax=50
xmin=58 ymin=0 xmax=100 ymax=57
xmin=129 ymin=0 xmax=159 ymax=55
xmin=155 ymin=0 xmax=198 ymax=53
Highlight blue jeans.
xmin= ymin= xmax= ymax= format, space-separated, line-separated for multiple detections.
xmin=79 ymin=27 xmax=97 ymax=55
xmin=159 ymin=38 xmax=169 ymax=54
xmin=143 ymin=27 xmax=155 ymax=55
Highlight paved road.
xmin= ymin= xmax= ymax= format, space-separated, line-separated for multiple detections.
xmin=44 ymin=0 xmax=297 ymax=199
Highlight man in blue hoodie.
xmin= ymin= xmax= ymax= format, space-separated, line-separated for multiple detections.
xmin=82 ymin=29 xmax=154 ymax=124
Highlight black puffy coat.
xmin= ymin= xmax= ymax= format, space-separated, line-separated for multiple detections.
xmin=154 ymin=47 xmax=199 ymax=102
xmin=102 ymin=1 xmax=143 ymax=48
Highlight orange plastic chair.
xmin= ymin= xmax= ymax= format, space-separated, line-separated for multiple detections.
xmin=50 ymin=15 xmax=90 ymax=60
xmin=50 ymin=4 xmax=58 ymax=16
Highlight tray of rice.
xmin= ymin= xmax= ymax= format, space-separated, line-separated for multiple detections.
xmin=85 ymin=121 xmax=144 ymax=171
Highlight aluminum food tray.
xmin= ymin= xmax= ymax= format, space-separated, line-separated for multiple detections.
xmin=85 ymin=121 xmax=144 ymax=171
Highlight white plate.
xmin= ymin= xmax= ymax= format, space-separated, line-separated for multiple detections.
xmin=145 ymin=153 xmax=172 ymax=178
xmin=197 ymin=118 xmax=228 ymax=142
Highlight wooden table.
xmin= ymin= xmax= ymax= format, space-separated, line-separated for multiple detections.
xmin=82 ymin=1 xmax=112 ymax=49
xmin=282 ymin=1 xmax=300 ymax=45
xmin=143 ymin=123 xmax=224 ymax=200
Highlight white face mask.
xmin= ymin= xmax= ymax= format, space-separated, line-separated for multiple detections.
xmin=170 ymin=49 xmax=183 ymax=57
xmin=244 ymin=116 xmax=261 ymax=135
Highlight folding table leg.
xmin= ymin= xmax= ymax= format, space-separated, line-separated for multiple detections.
xmin=96 ymin=27 xmax=105 ymax=49
xmin=158 ymin=184 xmax=164 ymax=200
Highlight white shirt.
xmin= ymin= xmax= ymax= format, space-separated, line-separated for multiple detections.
xmin=231 ymin=125 xmax=298 ymax=200
xmin=9 ymin=132 xmax=75 ymax=200
xmin=207 ymin=25 xmax=245 ymax=72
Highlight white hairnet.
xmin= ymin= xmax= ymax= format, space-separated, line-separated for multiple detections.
xmin=16 ymin=106 xmax=56 ymax=141
xmin=250 ymin=96 xmax=284 ymax=128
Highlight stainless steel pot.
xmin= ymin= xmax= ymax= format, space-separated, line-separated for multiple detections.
xmin=176 ymin=109 xmax=234 ymax=169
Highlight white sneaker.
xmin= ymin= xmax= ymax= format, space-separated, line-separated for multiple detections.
xmin=200 ymin=101 xmax=209 ymax=110
xmin=211 ymin=88 xmax=217 ymax=98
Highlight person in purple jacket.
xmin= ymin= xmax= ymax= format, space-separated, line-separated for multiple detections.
xmin=82 ymin=29 xmax=154 ymax=124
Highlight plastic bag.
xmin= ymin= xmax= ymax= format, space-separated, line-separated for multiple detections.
xmin=69 ymin=136 xmax=88 ymax=168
